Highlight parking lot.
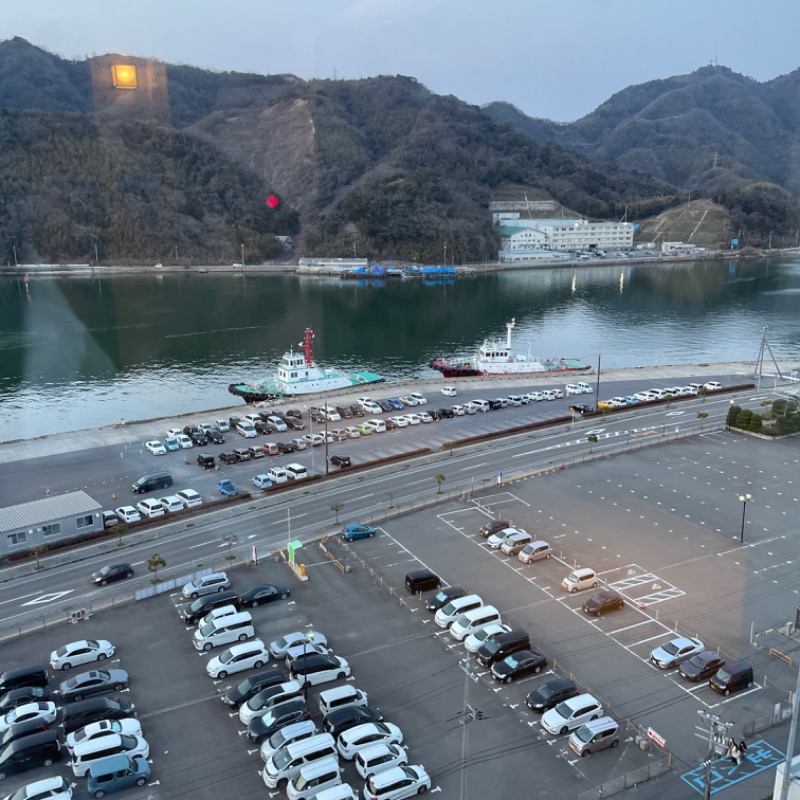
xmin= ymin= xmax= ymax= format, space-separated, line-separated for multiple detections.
xmin=1 ymin=404 xmax=798 ymax=799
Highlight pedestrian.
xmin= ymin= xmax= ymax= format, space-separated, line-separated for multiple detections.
xmin=729 ymin=742 xmax=740 ymax=766
xmin=739 ymin=739 xmax=748 ymax=761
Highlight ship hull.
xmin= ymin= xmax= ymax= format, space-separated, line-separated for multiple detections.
xmin=429 ymin=358 xmax=591 ymax=378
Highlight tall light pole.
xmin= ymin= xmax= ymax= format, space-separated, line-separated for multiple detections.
xmin=739 ymin=493 xmax=752 ymax=543
xmin=241 ymin=243 xmax=245 ymax=267
xmin=443 ymin=242 xmax=447 ymax=266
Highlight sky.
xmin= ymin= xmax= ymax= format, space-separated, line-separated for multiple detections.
xmin=2 ymin=0 xmax=799 ymax=122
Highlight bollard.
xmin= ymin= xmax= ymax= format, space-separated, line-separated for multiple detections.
xmin=299 ymin=563 xmax=306 ymax=577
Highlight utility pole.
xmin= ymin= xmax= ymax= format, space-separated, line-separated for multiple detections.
xmin=778 ymin=662 xmax=800 ymax=800
xmin=697 ymin=710 xmax=733 ymax=800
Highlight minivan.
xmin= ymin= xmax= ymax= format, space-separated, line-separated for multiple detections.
xmin=260 ymin=719 xmax=318 ymax=762
xmin=71 ymin=732 xmax=149 ymax=777
xmin=404 ymin=569 xmax=441 ymax=594
xmin=319 ymin=686 xmax=368 ymax=718
xmin=286 ymin=756 xmax=342 ymax=800
xmin=434 ymin=594 xmax=484 ymax=628
xmin=268 ymin=467 xmax=289 ymax=484
xmin=576 ymin=382 xmax=593 ymax=394
xmin=0 ymin=730 xmax=63 ymax=778
xmin=175 ymin=488 xmax=202 ymax=508
xmin=262 ymin=733 xmax=338 ymax=789
xmin=86 ymin=753 xmax=150 ymax=797
xmin=471 ymin=399 xmax=491 ymax=413
xmin=131 ymin=471 xmax=172 ymax=494
xmin=290 ymin=654 xmax=350 ymax=687
xmin=181 ymin=590 xmax=240 ymax=625
xmin=193 ymin=611 xmax=254 ymax=651
xmin=568 ymin=717 xmax=620 ymax=756
xmin=476 ymin=629 xmax=530 ymax=668
xmin=565 ymin=384 xmax=583 ymax=395
xmin=518 ymin=540 xmax=552 ymax=564
xmin=561 ymin=567 xmax=599 ymax=593
xmin=0 ymin=664 xmax=48 ymax=695
xmin=198 ymin=604 xmax=240 ymax=628
xmin=285 ymin=463 xmax=309 ymax=481
xmin=354 ymin=743 xmax=407 ymax=780
xmin=499 ymin=532 xmax=533 ymax=556
xmin=314 ymin=786 xmax=357 ymax=800
xmin=450 ymin=606 xmax=502 ymax=642
xmin=709 ymin=660 xmax=754 ymax=695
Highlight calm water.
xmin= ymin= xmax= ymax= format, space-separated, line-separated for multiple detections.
xmin=1 ymin=257 xmax=799 ymax=438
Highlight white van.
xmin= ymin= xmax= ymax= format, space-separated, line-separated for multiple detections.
xmin=434 ymin=594 xmax=484 ymax=628
xmin=262 ymin=733 xmax=338 ymax=789
xmin=175 ymin=489 xmax=203 ymax=508
xmin=314 ymin=785 xmax=357 ymax=800
xmin=450 ymin=605 xmax=501 ymax=641
xmin=561 ymin=568 xmax=599 ymax=594
xmin=193 ymin=611 xmax=254 ymax=651
xmin=576 ymin=382 xmax=593 ymax=394
xmin=285 ymin=463 xmax=309 ymax=481
xmin=159 ymin=495 xmax=184 ymax=513
xmin=286 ymin=756 xmax=342 ymax=800
xmin=261 ymin=720 xmax=318 ymax=762
xmin=71 ymin=733 xmax=150 ymax=777
xmin=365 ymin=419 xmax=386 ymax=433
xmin=198 ymin=604 xmax=239 ymax=628
xmin=471 ymin=399 xmax=491 ymax=413
xmin=354 ymin=743 xmax=407 ymax=780
xmin=319 ymin=685 xmax=368 ymax=718
xmin=565 ymin=384 xmax=583 ymax=396
xmin=268 ymin=467 xmax=289 ymax=484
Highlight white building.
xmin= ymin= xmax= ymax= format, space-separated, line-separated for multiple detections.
xmin=497 ymin=218 xmax=635 ymax=255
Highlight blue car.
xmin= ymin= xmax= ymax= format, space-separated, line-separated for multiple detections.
xmin=163 ymin=436 xmax=180 ymax=451
xmin=387 ymin=398 xmax=405 ymax=410
xmin=341 ymin=524 xmax=376 ymax=542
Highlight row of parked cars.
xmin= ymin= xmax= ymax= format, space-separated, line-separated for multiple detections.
xmin=596 ymin=381 xmax=723 ymax=411
xmin=106 ymin=486 xmax=202 ymax=525
xmin=176 ymin=572 xmax=431 ymax=800
xmin=0 ymin=642 xmax=148 ymax=798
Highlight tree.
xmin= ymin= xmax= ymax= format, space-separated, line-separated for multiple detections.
xmin=330 ymin=502 xmax=344 ymax=524
xmin=147 ymin=553 xmax=167 ymax=583
xmin=222 ymin=534 xmax=239 ymax=562
xmin=726 ymin=404 xmax=741 ymax=429
xmin=435 ymin=473 xmax=446 ymax=494
xmin=31 ymin=543 xmax=48 ymax=570
xmin=110 ymin=523 xmax=127 ymax=547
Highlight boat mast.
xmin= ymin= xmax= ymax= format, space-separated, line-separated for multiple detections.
xmin=506 ymin=318 xmax=516 ymax=350
xmin=300 ymin=328 xmax=315 ymax=366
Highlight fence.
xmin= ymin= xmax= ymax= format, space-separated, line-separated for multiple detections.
xmin=576 ymin=757 xmax=672 ymax=800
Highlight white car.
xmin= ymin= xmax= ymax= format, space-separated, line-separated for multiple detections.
xmin=283 ymin=642 xmax=330 ymax=666
xmin=634 ymin=391 xmax=656 ymax=402
xmin=136 ymin=498 xmax=165 ymax=519
xmin=703 ymin=381 xmax=722 ymax=391
xmin=252 ymin=474 xmax=273 ymax=489
xmin=268 ymin=415 xmax=289 ymax=431
xmin=337 ymin=721 xmax=404 ymax=760
xmin=206 ymin=639 xmax=270 ymax=679
xmin=50 ymin=639 xmax=115 ymax=671
xmin=364 ymin=765 xmax=431 ymax=799
xmin=403 ymin=414 xmax=421 ymax=425
xmin=2 ymin=777 xmax=72 ymax=800
xmin=541 ymin=694 xmax=603 ymax=735
xmin=166 ymin=427 xmax=183 ymax=438
xmin=361 ymin=401 xmax=383 ymax=415
xmin=322 ymin=407 xmax=340 ymax=423
xmin=608 ymin=397 xmax=627 ymax=407
xmin=527 ymin=391 xmax=544 ymax=402
xmin=355 ymin=742 xmax=408 ymax=779
xmin=114 ymin=506 xmax=141 ymax=524
xmin=487 ymin=526 xmax=525 ymax=549
xmin=176 ymin=433 xmax=193 ymax=449
xmin=239 ymin=680 xmax=303 ymax=724
xmin=182 ymin=572 xmax=230 ymax=599
xmin=0 ymin=702 xmax=58 ymax=734
xmin=344 ymin=426 xmax=361 ymax=438
xmin=66 ymin=718 xmax=142 ymax=752
xmin=269 ymin=631 xmax=328 ymax=659
xmin=409 ymin=393 xmax=427 ymax=405
xmin=441 ymin=386 xmax=457 ymax=397
xmin=451 ymin=405 xmax=466 ymax=416
xmin=388 ymin=416 xmax=408 ymax=428
xmin=649 ymin=636 xmax=704 ymax=669
xmin=290 ymin=438 xmax=308 ymax=450
xmin=145 ymin=440 xmax=167 ymax=456
xmin=70 ymin=733 xmax=149 ymax=777
xmin=417 ymin=412 xmax=433 ymax=423
xmin=303 ymin=433 xmax=325 ymax=447
xmin=215 ymin=419 xmax=230 ymax=432
xmin=463 ymin=623 xmax=511 ymax=654
xmin=159 ymin=495 xmax=184 ymax=513
xmin=398 ymin=396 xmax=418 ymax=407
xmin=176 ymin=489 xmax=202 ymax=508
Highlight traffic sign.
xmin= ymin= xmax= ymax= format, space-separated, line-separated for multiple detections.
xmin=647 ymin=727 xmax=666 ymax=749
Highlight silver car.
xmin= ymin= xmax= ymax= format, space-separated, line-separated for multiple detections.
xmin=182 ymin=572 xmax=230 ymax=599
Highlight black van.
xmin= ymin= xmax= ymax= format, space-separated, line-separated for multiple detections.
xmin=0 ymin=664 xmax=48 ymax=695
xmin=0 ymin=730 xmax=63 ymax=777
xmin=181 ymin=589 xmax=241 ymax=625
xmin=405 ymin=569 xmax=441 ymax=594
xmin=709 ymin=660 xmax=754 ymax=695
xmin=131 ymin=471 xmax=173 ymax=494
xmin=476 ymin=629 xmax=530 ymax=668
xmin=62 ymin=697 xmax=136 ymax=734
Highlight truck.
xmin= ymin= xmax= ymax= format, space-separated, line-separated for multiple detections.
xmin=217 ymin=479 xmax=239 ymax=496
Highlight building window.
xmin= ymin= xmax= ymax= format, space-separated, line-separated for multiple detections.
xmin=7 ymin=531 xmax=27 ymax=546
xmin=42 ymin=523 xmax=61 ymax=537
xmin=76 ymin=515 xmax=94 ymax=529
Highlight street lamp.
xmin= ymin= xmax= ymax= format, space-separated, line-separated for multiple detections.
xmin=739 ymin=493 xmax=752 ymax=543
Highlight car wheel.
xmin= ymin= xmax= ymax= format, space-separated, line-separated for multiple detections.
xmin=592 ymin=581 xmax=599 ymax=588
xmin=238 ymin=634 xmax=248 ymax=642
xmin=560 ymin=726 xmax=568 ymax=735
xmin=191 ymin=592 xmax=199 ymax=599
xmin=43 ymin=758 xmax=54 ymax=767
xmin=611 ymin=739 xmax=619 ymax=748
xmin=534 ymin=665 xmax=542 ymax=674
xmin=280 ymin=593 xmax=288 ymax=600
xmin=251 ymin=600 xmax=259 ymax=608
xmin=591 ymin=714 xmax=600 ymax=721
xmin=504 ymin=676 xmax=512 ymax=684
xmin=114 ymin=683 xmax=125 ymax=691
xmin=581 ymin=750 xmax=590 ymax=757
xmin=100 ymin=579 xmax=108 ymax=586
xmin=368 ymin=532 xmax=374 ymax=537
xmin=98 ymin=654 xmax=107 ymax=661
xmin=135 ymin=777 xmax=147 ymax=787
xmin=203 ymin=643 xmax=213 ymax=652
xmin=724 ymin=688 xmax=731 ymax=696
xmin=125 ymin=571 xmax=133 ymax=579
xmin=217 ymin=587 xmax=224 ymax=593
xmin=94 ymin=791 xmax=106 ymax=799
xmin=418 ymin=788 xmax=427 ymax=795
xmin=217 ymin=671 xmax=227 ymax=679
xmin=337 ymin=672 xmax=346 ymax=680
xmin=61 ymin=663 xmax=71 ymax=671
xmin=570 ymin=587 xmax=577 ymax=594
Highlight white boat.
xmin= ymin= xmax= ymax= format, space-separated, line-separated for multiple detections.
xmin=229 ymin=328 xmax=383 ymax=402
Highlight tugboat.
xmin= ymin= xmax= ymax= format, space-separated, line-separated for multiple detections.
xmin=429 ymin=319 xmax=591 ymax=378
xmin=229 ymin=328 xmax=383 ymax=403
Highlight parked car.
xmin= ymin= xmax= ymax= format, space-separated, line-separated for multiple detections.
xmin=649 ymin=637 xmax=705 ymax=669
xmin=526 ymin=678 xmax=580 ymax=713
xmin=65 ymin=718 xmax=142 ymax=753
xmin=217 ymin=479 xmax=239 ymax=496
xmin=222 ymin=669 xmax=286 ymax=708
xmin=276 ymin=441 xmax=297 ymax=454
xmin=323 ymin=705 xmax=384 ymax=738
xmin=463 ymin=623 xmax=511 ymax=654
xmin=50 ymin=640 xmax=115 ymax=672
xmin=196 ymin=453 xmax=216 ymax=469
xmin=145 ymin=440 xmax=166 ymax=456
xmin=114 ymin=506 xmax=140 ymax=525
xmin=0 ymin=703 xmax=58 ymax=735
xmin=233 ymin=447 xmax=251 ymax=461
xmin=61 ymin=697 xmax=136 ymax=735
xmin=269 ymin=632 xmax=328 ymax=660
xmin=363 ymin=765 xmax=431 ymax=800
xmin=541 ymin=694 xmax=603 ymax=735
xmin=182 ymin=572 xmax=230 ymax=599
xmin=425 ymin=586 xmax=466 ymax=612
xmin=479 ymin=519 xmax=510 ymax=538
xmin=0 ymin=688 xmax=52 ymax=715
xmin=91 ymin=563 xmax=133 ymax=586
xmin=219 ymin=452 xmax=238 ymax=465
xmin=490 ymin=649 xmax=548 ymax=684
xmin=678 ymin=651 xmax=726 ymax=682
xmin=240 ymin=584 xmax=291 ymax=608
xmin=337 ymin=721 xmax=404 ymax=760
xmin=582 ymin=589 xmax=625 ymax=616
xmin=58 ymin=670 xmax=128 ymax=703
xmin=329 ymin=454 xmax=351 ymax=468
xmin=206 ymin=640 xmax=270 ymax=680
xmin=162 ymin=436 xmax=180 ymax=451
xmin=340 ymin=524 xmax=375 ymax=542
xmin=252 ymin=474 xmax=273 ymax=489
xmin=246 ymin=699 xmax=311 ymax=743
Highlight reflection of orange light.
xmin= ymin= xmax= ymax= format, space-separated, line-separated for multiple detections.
xmin=111 ymin=64 xmax=138 ymax=89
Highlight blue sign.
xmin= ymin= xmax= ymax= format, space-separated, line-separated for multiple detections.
xmin=731 ymin=238 xmax=739 ymax=246
xmin=680 ymin=740 xmax=783 ymax=796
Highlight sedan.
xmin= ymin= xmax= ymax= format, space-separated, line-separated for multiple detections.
xmin=269 ymin=631 xmax=328 ymax=659
xmin=344 ymin=426 xmax=361 ymax=439
xmin=145 ymin=440 xmax=167 ymax=456
xmin=650 ymin=637 xmax=705 ymax=669
xmin=4 ymin=778 xmax=72 ymax=800
xmin=59 ymin=669 xmax=129 ymax=702
xmin=582 ymin=589 xmax=625 ymax=616
xmin=246 ymin=698 xmax=311 ymax=742
xmin=679 ymin=651 xmax=726 ymax=682
xmin=340 ymin=524 xmax=376 ymax=542
xmin=463 ymin=623 xmax=511 ymax=654
xmin=282 ymin=642 xmax=330 ymax=665
xmin=526 ymin=678 xmax=580 ymax=713
xmin=163 ymin=436 xmax=180 ymax=451
xmin=324 ymin=705 xmax=384 ymax=738
xmin=66 ymin=718 xmax=142 ymax=752
xmin=425 ymin=586 xmax=466 ymax=612
xmin=240 ymin=584 xmax=291 ymax=608
xmin=569 ymin=404 xmax=595 ymax=415
xmin=364 ymin=765 xmax=430 ymax=800
xmin=490 ymin=649 xmax=548 ymax=684
xmin=0 ymin=688 xmax=52 ymax=714
xmin=0 ymin=702 xmax=58 ymax=735
xmin=91 ymin=563 xmax=134 ymax=585
xmin=114 ymin=506 xmax=140 ymax=524
xmin=50 ymin=639 xmax=115 ymax=671
xmin=337 ymin=721 xmax=404 ymax=760
xmin=386 ymin=398 xmax=406 ymax=410
xmin=206 ymin=640 xmax=270 ymax=679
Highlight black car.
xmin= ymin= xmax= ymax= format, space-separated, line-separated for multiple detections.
xmin=183 ymin=425 xmax=201 ymax=437
xmin=233 ymin=448 xmax=251 ymax=462
xmin=254 ymin=420 xmax=271 ymax=434
xmin=229 ymin=415 xmax=242 ymax=429
xmin=0 ymin=719 xmax=51 ymax=749
xmin=284 ymin=417 xmax=305 ymax=431
xmin=247 ymin=698 xmax=311 ymax=742
xmin=0 ymin=687 xmax=52 ymax=714
xmin=208 ymin=429 xmax=225 ymax=444
xmin=377 ymin=400 xmax=394 ymax=413
xmin=323 ymin=705 xmax=384 ymax=737
xmin=425 ymin=586 xmax=466 ymax=612
xmin=679 ymin=652 xmax=726 ymax=683
xmin=428 ymin=409 xmax=443 ymax=421
xmin=335 ymin=406 xmax=352 ymax=420
xmin=526 ymin=678 xmax=580 ymax=713
xmin=219 ymin=452 xmax=238 ymax=465
xmin=181 ymin=590 xmax=241 ymax=625
xmin=349 ymin=404 xmax=365 ymax=417
xmin=240 ymin=584 xmax=291 ymax=608
xmin=479 ymin=519 xmax=510 ymax=538
xmin=329 ymin=454 xmax=351 ymax=468
xmin=285 ymin=409 xmax=303 ymax=419
xmin=190 ymin=430 xmax=207 ymax=446
xmin=91 ymin=563 xmax=134 ymax=586
xmin=222 ymin=668 xmax=286 ymax=708
xmin=582 ymin=589 xmax=625 ymax=616
xmin=59 ymin=669 xmax=128 ymax=702
xmin=488 ymin=399 xmax=504 ymax=410
xmin=490 ymin=649 xmax=548 ymax=684
xmin=196 ymin=453 xmax=216 ymax=469
xmin=310 ymin=409 xmax=326 ymax=423
xmin=384 ymin=419 xmax=397 ymax=432
xmin=569 ymin=403 xmax=596 ymax=415
xmin=439 ymin=407 xmax=455 ymax=419
xmin=62 ymin=697 xmax=136 ymax=734
xmin=0 ymin=730 xmax=63 ymax=778
xmin=276 ymin=441 xmax=296 ymax=454
xmin=0 ymin=665 xmax=49 ymax=696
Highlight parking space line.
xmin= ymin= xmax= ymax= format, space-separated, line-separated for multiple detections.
xmin=607 ymin=620 xmax=655 ymax=635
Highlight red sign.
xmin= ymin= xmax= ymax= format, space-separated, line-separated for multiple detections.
xmin=647 ymin=727 xmax=666 ymax=749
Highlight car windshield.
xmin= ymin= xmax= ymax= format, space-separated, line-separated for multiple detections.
xmin=504 ymin=654 xmax=521 ymax=668
xmin=553 ymin=701 xmax=573 ymax=720
xmin=273 ymin=746 xmax=295 ymax=769
xmin=538 ymin=684 xmax=557 ymax=700
xmin=86 ymin=640 xmax=99 ymax=648
xmin=219 ymin=650 xmax=235 ymax=665
xmin=662 ymin=642 xmax=681 ymax=656
xmin=55 ymin=647 xmax=68 ymax=657
xmin=198 ymin=622 xmax=216 ymax=637
xmin=432 ymin=591 xmax=448 ymax=603
xmin=483 ymin=638 xmax=501 ymax=654
xmin=119 ymin=733 xmax=137 ymax=749
xmin=715 ymin=667 xmax=731 ymax=682
xmin=574 ymin=725 xmax=593 ymax=744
